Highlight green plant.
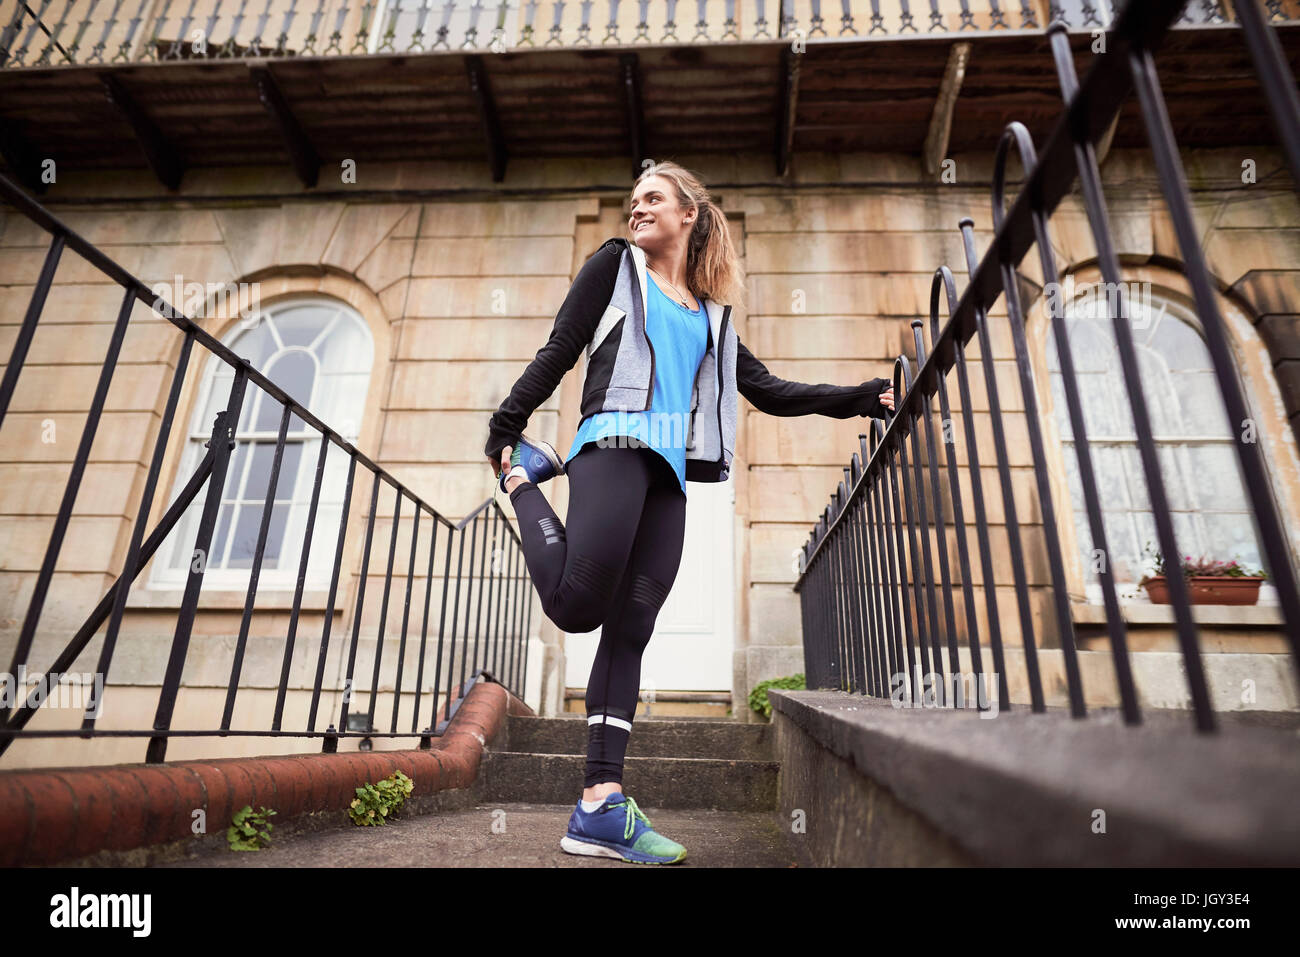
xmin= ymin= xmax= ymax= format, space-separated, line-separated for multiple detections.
xmin=227 ymin=805 xmax=276 ymax=851
xmin=748 ymin=673 xmax=805 ymax=720
xmin=1139 ymin=540 xmax=1267 ymax=585
xmin=348 ymin=770 xmax=414 ymax=826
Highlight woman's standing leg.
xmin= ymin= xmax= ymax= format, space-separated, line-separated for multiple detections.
xmin=583 ymin=448 xmax=688 ymax=790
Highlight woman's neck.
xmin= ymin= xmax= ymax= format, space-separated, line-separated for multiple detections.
xmin=644 ymin=247 xmax=690 ymax=297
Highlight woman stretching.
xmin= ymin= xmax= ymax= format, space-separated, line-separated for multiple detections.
xmin=484 ymin=160 xmax=895 ymax=864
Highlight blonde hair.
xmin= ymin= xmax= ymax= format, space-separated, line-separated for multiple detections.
xmin=632 ymin=161 xmax=746 ymax=308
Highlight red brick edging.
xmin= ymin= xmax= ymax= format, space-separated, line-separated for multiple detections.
xmin=0 ymin=677 xmax=534 ymax=866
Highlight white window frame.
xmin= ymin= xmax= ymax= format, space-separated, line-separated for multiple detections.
xmin=366 ymin=0 xmax=519 ymax=52
xmin=1051 ymin=0 xmax=1116 ymax=28
xmin=149 ymin=297 xmax=373 ymax=593
xmin=1047 ymin=290 xmax=1277 ymax=606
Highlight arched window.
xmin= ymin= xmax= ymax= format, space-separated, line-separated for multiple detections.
xmin=1046 ymin=287 xmax=1271 ymax=603
xmin=150 ymin=298 xmax=375 ymax=591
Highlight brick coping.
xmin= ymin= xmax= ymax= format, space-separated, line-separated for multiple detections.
xmin=0 ymin=677 xmax=534 ymax=866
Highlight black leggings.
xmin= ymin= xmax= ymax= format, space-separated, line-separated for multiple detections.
xmin=507 ymin=441 xmax=687 ymax=788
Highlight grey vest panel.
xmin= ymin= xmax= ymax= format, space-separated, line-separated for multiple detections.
xmin=602 ymin=245 xmax=653 ymax=411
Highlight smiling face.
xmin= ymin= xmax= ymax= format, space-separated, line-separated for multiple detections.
xmin=628 ymin=174 xmax=695 ymax=254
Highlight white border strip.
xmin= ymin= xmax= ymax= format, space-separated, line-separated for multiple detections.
xmin=587 ymin=713 xmax=633 ymax=732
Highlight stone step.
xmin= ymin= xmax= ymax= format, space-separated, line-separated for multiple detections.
xmin=566 ymin=700 xmax=734 ymax=718
xmin=155 ymin=802 xmax=811 ymax=868
xmin=563 ymin=689 xmax=734 ymax=719
xmin=502 ymin=713 xmax=775 ymax=761
xmin=473 ymin=751 xmax=781 ymax=811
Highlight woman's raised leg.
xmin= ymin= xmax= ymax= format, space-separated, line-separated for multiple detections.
xmin=505 ymin=443 xmax=656 ymax=636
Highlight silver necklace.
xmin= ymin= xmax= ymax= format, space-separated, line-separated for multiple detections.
xmin=647 ymin=264 xmax=694 ymax=309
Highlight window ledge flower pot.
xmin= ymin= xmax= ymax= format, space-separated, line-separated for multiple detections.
xmin=1141 ymin=575 xmax=1265 ymax=605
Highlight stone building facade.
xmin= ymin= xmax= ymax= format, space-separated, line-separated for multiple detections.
xmin=3 ymin=141 xmax=1298 ymax=768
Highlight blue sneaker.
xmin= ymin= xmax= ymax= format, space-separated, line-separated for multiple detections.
xmin=560 ymin=792 xmax=687 ymax=864
xmin=498 ymin=432 xmax=565 ymax=495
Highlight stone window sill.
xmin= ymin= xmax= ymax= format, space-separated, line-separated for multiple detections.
xmin=126 ymin=588 xmax=340 ymax=612
xmin=1070 ymin=601 xmax=1283 ymax=627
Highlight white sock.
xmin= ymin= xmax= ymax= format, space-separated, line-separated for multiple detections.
xmin=580 ymin=797 xmax=606 ymax=812
xmin=507 ymin=465 xmax=529 ymax=483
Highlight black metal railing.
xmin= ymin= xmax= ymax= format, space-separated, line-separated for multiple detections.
xmin=0 ymin=0 xmax=1280 ymax=69
xmin=0 ymin=170 xmax=535 ymax=764
xmin=794 ymin=0 xmax=1300 ymax=733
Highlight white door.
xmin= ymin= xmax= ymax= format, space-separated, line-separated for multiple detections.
xmin=564 ymin=474 xmax=735 ymax=692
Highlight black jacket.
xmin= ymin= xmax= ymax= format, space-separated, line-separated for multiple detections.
xmin=485 ymin=237 xmax=891 ymax=482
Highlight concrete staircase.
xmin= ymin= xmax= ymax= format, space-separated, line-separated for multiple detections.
xmin=473 ymin=713 xmax=780 ymax=811
xmin=155 ymin=711 xmax=813 ymax=868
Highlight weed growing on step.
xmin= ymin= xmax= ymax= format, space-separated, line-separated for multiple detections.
xmin=227 ymin=806 xmax=276 ymax=851
xmin=749 ymin=673 xmax=806 ymax=720
xmin=348 ymin=770 xmax=414 ymax=826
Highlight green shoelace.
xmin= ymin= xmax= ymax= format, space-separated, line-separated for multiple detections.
xmin=498 ymin=444 xmax=523 ymax=482
xmin=602 ymin=794 xmax=652 ymax=840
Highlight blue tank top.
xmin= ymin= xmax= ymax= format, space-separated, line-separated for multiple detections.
xmin=565 ymin=272 xmax=709 ymax=494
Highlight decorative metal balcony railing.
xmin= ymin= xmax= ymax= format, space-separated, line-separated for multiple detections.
xmin=793 ymin=0 xmax=1300 ymax=732
xmin=0 ymin=169 xmax=536 ymax=764
xmin=0 ymin=0 xmax=1285 ymax=69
